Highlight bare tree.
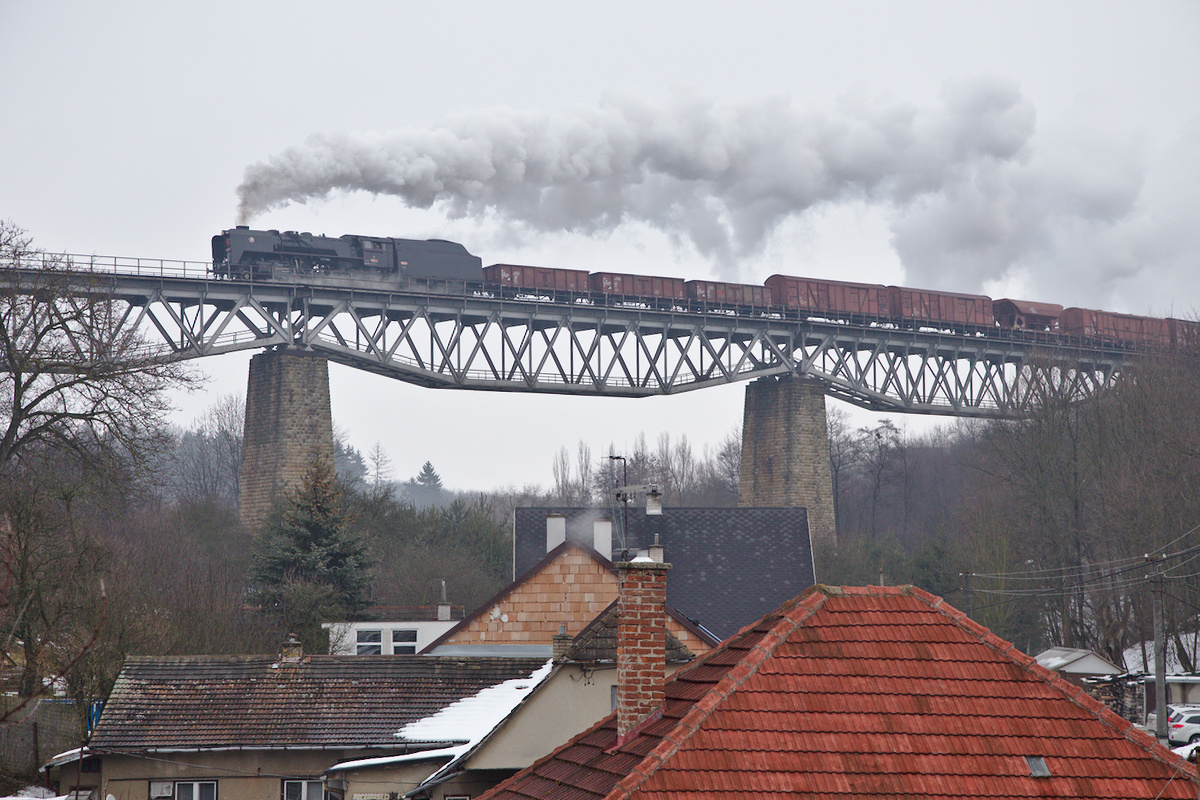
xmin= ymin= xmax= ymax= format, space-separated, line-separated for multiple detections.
xmin=0 ymin=220 xmax=199 ymax=474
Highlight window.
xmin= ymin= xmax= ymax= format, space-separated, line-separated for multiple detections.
xmin=392 ymin=628 xmax=418 ymax=655
xmin=356 ymin=629 xmax=382 ymax=655
xmin=175 ymin=783 xmax=216 ymax=800
xmin=284 ymin=781 xmax=338 ymax=800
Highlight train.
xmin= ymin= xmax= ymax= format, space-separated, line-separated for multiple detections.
xmin=212 ymin=227 xmax=1197 ymax=350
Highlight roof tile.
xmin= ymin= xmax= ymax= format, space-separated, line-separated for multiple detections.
xmin=477 ymin=585 xmax=1197 ymax=800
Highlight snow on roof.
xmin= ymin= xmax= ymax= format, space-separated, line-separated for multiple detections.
xmin=398 ymin=659 xmax=554 ymax=744
xmin=328 ymin=659 xmax=554 ymax=775
xmin=1035 ymin=647 xmax=1088 ymax=670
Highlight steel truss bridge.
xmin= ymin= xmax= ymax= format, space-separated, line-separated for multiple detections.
xmin=5 ymin=255 xmax=1135 ymax=417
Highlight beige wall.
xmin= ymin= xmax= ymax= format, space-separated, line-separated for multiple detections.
xmin=97 ymin=750 xmax=376 ymax=800
xmin=334 ymin=760 xmax=444 ymax=800
xmin=467 ymin=660 xmax=687 ymax=772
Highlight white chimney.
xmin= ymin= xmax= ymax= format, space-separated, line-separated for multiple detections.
xmin=546 ymin=513 xmax=566 ymax=552
xmin=593 ymin=516 xmax=613 ymax=558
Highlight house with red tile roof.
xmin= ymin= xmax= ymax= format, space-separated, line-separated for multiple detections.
xmin=479 ymin=582 xmax=1200 ymax=800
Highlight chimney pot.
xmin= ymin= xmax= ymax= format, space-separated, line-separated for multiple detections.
xmin=546 ymin=513 xmax=566 ymax=552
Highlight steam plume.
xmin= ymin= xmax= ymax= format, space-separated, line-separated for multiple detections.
xmin=236 ymin=80 xmax=1186 ymax=306
xmin=237 ymin=82 xmax=1033 ymax=272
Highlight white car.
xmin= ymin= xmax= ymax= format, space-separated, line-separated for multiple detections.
xmin=1168 ymin=709 xmax=1200 ymax=746
xmin=1147 ymin=704 xmax=1200 ymax=731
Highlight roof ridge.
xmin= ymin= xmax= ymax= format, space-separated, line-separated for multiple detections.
xmin=602 ymin=588 xmax=832 ymax=800
xmin=906 ymin=584 xmax=1196 ymax=780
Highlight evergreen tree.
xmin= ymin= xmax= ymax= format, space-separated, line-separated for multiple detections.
xmin=415 ymin=461 xmax=442 ymax=490
xmin=252 ymin=460 xmax=375 ymax=642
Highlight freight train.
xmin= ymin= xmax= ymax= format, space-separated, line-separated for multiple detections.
xmin=212 ymin=227 xmax=1196 ymax=350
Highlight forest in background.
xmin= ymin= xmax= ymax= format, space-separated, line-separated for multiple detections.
xmin=4 ymin=218 xmax=1200 ymax=745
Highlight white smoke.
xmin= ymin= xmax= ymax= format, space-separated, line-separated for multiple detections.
xmin=236 ymin=80 xmax=1192 ymax=309
xmin=236 ymin=81 xmax=1035 ymax=276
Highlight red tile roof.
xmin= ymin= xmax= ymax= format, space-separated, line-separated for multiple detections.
xmin=478 ymin=585 xmax=1197 ymax=799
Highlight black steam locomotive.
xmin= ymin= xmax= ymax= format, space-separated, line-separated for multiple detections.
xmin=211 ymin=226 xmax=483 ymax=282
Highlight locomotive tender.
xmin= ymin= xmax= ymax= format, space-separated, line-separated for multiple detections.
xmin=212 ymin=227 xmax=1196 ymax=350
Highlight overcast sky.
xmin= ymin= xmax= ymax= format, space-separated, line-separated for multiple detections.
xmin=3 ymin=1 xmax=1198 ymax=490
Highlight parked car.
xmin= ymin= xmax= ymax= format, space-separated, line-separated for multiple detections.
xmin=1168 ymin=710 xmax=1200 ymax=745
xmin=1147 ymin=704 xmax=1200 ymax=730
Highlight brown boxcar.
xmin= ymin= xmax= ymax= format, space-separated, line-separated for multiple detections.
xmin=685 ymin=280 xmax=770 ymax=306
xmin=1061 ymin=307 xmax=1172 ymax=347
xmin=763 ymin=275 xmax=889 ymax=316
xmin=589 ymin=272 xmax=686 ymax=300
xmin=993 ymin=299 xmax=1064 ymax=331
xmin=483 ymin=263 xmax=591 ymax=293
xmin=1169 ymin=317 xmax=1200 ymax=349
xmin=887 ymin=286 xmax=994 ymax=327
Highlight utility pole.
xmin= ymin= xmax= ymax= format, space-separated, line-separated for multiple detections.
xmin=1148 ymin=555 xmax=1167 ymax=742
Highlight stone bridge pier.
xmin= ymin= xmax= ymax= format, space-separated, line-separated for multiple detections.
xmin=737 ymin=375 xmax=836 ymax=551
xmin=239 ymin=348 xmax=335 ymax=531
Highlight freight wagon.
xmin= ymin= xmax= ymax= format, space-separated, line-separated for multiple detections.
xmin=482 ymin=264 xmax=591 ymax=293
xmin=887 ymin=286 xmax=994 ymax=328
xmin=589 ymin=272 xmax=687 ymax=300
xmin=763 ymin=275 xmax=890 ymax=318
xmin=685 ymin=280 xmax=770 ymax=307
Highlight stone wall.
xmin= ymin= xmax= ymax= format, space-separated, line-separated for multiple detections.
xmin=239 ymin=349 xmax=335 ymax=531
xmin=737 ymin=375 xmax=836 ymax=549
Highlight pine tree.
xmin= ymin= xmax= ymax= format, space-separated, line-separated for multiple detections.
xmin=415 ymin=461 xmax=442 ymax=490
xmin=252 ymin=460 xmax=375 ymax=627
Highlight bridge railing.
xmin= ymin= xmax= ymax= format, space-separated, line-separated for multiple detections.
xmin=15 ymin=251 xmax=214 ymax=279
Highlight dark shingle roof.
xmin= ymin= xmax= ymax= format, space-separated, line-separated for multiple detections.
xmin=90 ymin=654 xmax=547 ymax=751
xmin=566 ymin=601 xmax=694 ymax=664
xmin=479 ymin=585 xmax=1197 ymax=800
xmin=514 ymin=507 xmax=814 ymax=639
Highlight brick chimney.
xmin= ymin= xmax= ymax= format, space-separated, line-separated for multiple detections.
xmin=281 ymin=633 xmax=304 ymax=663
xmin=616 ymin=550 xmax=671 ymax=739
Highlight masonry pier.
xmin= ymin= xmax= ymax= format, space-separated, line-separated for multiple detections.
xmin=239 ymin=349 xmax=335 ymax=530
xmin=737 ymin=375 xmax=836 ymax=549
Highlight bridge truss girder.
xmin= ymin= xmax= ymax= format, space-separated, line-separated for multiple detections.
xmin=93 ymin=274 xmax=1129 ymax=417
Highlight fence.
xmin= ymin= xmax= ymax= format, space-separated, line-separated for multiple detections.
xmin=0 ymin=698 xmax=87 ymax=779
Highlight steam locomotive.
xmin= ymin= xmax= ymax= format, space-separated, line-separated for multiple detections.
xmin=211 ymin=227 xmax=1196 ymax=350
xmin=211 ymin=227 xmax=482 ymax=282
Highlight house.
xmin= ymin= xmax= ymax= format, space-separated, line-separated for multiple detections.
xmin=1034 ymin=646 xmax=1122 ymax=685
xmin=479 ymin=581 xmax=1199 ymax=799
xmin=325 ymin=596 xmax=700 ymax=800
xmin=421 ymin=540 xmax=719 ymax=658
xmin=324 ymin=603 xmax=464 ymax=655
xmin=50 ymin=636 xmax=547 ymax=800
xmin=512 ymin=506 xmax=814 ymax=639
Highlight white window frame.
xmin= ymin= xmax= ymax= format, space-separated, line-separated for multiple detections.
xmin=356 ymin=629 xmax=382 ymax=655
xmin=392 ymin=628 xmax=418 ymax=654
xmin=283 ymin=780 xmax=327 ymax=800
xmin=173 ymin=782 xmax=216 ymax=800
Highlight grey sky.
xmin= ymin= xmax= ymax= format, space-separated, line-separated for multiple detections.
xmin=3 ymin=1 xmax=1198 ymax=489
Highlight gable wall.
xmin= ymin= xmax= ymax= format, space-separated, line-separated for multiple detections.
xmin=441 ymin=549 xmax=618 ymax=646
xmin=438 ymin=548 xmax=712 ymax=655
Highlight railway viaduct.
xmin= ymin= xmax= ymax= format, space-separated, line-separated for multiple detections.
xmin=5 ymin=256 xmax=1135 ymax=551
